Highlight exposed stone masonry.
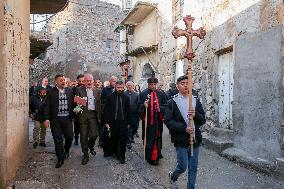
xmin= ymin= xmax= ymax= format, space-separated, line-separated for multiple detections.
xmin=30 ymin=0 xmax=126 ymax=83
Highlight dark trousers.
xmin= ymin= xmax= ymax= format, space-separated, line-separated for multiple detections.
xmin=128 ymin=113 xmax=139 ymax=143
xmin=104 ymin=122 xmax=127 ymax=159
xmin=74 ymin=118 xmax=80 ymax=140
xmin=50 ymin=116 xmax=73 ymax=161
xmin=98 ymin=121 xmax=104 ymax=146
xmin=78 ymin=110 xmax=99 ymax=155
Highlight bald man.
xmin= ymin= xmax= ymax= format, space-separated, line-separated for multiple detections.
xmin=75 ymin=74 xmax=101 ymax=165
xmin=124 ymin=81 xmax=139 ymax=148
xmin=99 ymin=75 xmax=118 ymax=147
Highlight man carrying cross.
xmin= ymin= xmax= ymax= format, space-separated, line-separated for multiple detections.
xmin=164 ymin=76 xmax=205 ymax=189
xmin=166 ymin=15 xmax=206 ymax=189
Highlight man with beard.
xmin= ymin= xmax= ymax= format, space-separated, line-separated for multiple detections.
xmin=43 ymin=74 xmax=74 ymax=168
xmin=99 ymin=75 xmax=117 ymax=147
xmin=103 ymin=81 xmax=131 ymax=164
xmin=75 ymin=74 xmax=101 ymax=165
xmin=73 ymin=74 xmax=85 ymax=145
xmin=138 ymin=77 xmax=167 ymax=165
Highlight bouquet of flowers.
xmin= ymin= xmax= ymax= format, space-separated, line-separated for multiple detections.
xmin=107 ymin=127 xmax=111 ymax=138
xmin=73 ymin=96 xmax=87 ymax=114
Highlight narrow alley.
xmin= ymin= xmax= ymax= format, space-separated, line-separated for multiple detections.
xmin=11 ymin=121 xmax=284 ymax=189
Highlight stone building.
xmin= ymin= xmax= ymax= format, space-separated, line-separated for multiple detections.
xmin=121 ymin=0 xmax=284 ymax=175
xmin=119 ymin=0 xmax=176 ymax=90
xmin=30 ymin=0 xmax=125 ymax=83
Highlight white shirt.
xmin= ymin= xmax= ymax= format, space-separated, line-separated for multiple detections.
xmin=178 ymin=94 xmax=189 ymax=125
xmin=86 ymin=88 xmax=95 ymax=110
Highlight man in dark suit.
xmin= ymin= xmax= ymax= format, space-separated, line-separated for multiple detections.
xmin=43 ymin=74 xmax=75 ymax=168
xmin=73 ymin=74 xmax=85 ymax=145
xmin=103 ymin=81 xmax=131 ymax=164
xmin=75 ymin=74 xmax=101 ymax=165
xmin=164 ymin=75 xmax=206 ymax=189
xmin=99 ymin=75 xmax=117 ymax=147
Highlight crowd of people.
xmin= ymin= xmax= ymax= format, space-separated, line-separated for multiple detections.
xmin=29 ymin=73 xmax=205 ymax=189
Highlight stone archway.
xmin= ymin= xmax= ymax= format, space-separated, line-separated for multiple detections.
xmin=138 ymin=63 xmax=155 ymax=91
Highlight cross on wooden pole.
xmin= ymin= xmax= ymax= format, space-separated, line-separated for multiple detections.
xmin=172 ymin=15 xmax=206 ymax=156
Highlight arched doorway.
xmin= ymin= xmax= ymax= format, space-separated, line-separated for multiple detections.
xmin=139 ymin=63 xmax=155 ymax=91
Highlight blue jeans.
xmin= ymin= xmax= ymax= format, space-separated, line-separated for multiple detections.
xmin=172 ymin=146 xmax=200 ymax=189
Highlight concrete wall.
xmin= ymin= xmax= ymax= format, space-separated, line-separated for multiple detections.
xmin=0 ymin=0 xmax=30 ymax=188
xmin=233 ymin=26 xmax=283 ymax=159
xmin=133 ymin=11 xmax=157 ymax=48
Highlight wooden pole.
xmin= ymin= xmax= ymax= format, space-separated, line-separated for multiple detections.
xmin=144 ymin=102 xmax=148 ymax=161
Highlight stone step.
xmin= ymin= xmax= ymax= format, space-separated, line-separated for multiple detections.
xmin=221 ymin=148 xmax=284 ymax=180
xmin=202 ymin=135 xmax=234 ymax=154
xmin=14 ymin=181 xmax=48 ymax=189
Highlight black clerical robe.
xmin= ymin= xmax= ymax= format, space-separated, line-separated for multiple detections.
xmin=138 ymin=88 xmax=167 ymax=165
xmin=103 ymin=92 xmax=131 ymax=159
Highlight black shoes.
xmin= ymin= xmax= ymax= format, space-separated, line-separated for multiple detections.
xmin=127 ymin=143 xmax=132 ymax=149
xmin=81 ymin=154 xmax=89 ymax=165
xmin=64 ymin=151 xmax=70 ymax=160
xmin=159 ymin=154 xmax=163 ymax=159
xmin=74 ymin=138 xmax=79 ymax=145
xmin=33 ymin=142 xmax=38 ymax=148
xmin=118 ymin=157 xmax=125 ymax=164
xmin=55 ymin=160 xmax=64 ymax=168
xmin=89 ymin=149 xmax=96 ymax=156
xmin=39 ymin=143 xmax=46 ymax=147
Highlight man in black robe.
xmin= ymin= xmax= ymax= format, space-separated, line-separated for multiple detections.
xmin=103 ymin=81 xmax=131 ymax=164
xmin=138 ymin=77 xmax=167 ymax=165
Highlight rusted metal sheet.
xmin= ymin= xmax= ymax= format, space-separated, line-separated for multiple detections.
xmin=30 ymin=0 xmax=68 ymax=14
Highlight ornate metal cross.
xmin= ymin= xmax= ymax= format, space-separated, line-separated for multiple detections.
xmin=172 ymin=15 xmax=206 ymax=156
xmin=172 ymin=15 xmax=206 ymax=60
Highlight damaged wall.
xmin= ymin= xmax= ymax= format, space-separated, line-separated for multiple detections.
xmin=130 ymin=0 xmax=176 ymax=89
xmin=174 ymin=0 xmax=284 ymax=159
xmin=0 ymin=0 xmax=30 ymax=188
xmin=30 ymin=0 xmax=125 ymax=83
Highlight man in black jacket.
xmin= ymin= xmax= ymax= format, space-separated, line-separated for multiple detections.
xmin=103 ymin=81 xmax=131 ymax=164
xmin=124 ymin=81 xmax=139 ymax=149
xmin=73 ymin=74 xmax=85 ymax=145
xmin=29 ymin=87 xmax=47 ymax=148
xmin=43 ymin=74 xmax=75 ymax=168
xmin=99 ymin=75 xmax=117 ymax=147
xmin=164 ymin=75 xmax=206 ymax=189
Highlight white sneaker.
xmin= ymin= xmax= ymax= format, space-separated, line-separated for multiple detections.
xmin=169 ymin=171 xmax=178 ymax=189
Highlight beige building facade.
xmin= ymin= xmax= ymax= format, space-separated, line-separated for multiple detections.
xmin=120 ymin=1 xmax=176 ymax=90
xmin=0 ymin=0 xmax=30 ymax=188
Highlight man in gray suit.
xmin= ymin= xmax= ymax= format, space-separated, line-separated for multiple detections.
xmin=75 ymin=74 xmax=101 ymax=165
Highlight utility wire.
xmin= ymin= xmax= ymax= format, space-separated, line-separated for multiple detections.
xmin=30 ymin=0 xmax=69 ymax=24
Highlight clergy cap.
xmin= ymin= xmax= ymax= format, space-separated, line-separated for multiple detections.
xmin=147 ymin=77 xmax=158 ymax=84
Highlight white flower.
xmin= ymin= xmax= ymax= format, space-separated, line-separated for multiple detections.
xmin=73 ymin=104 xmax=83 ymax=114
